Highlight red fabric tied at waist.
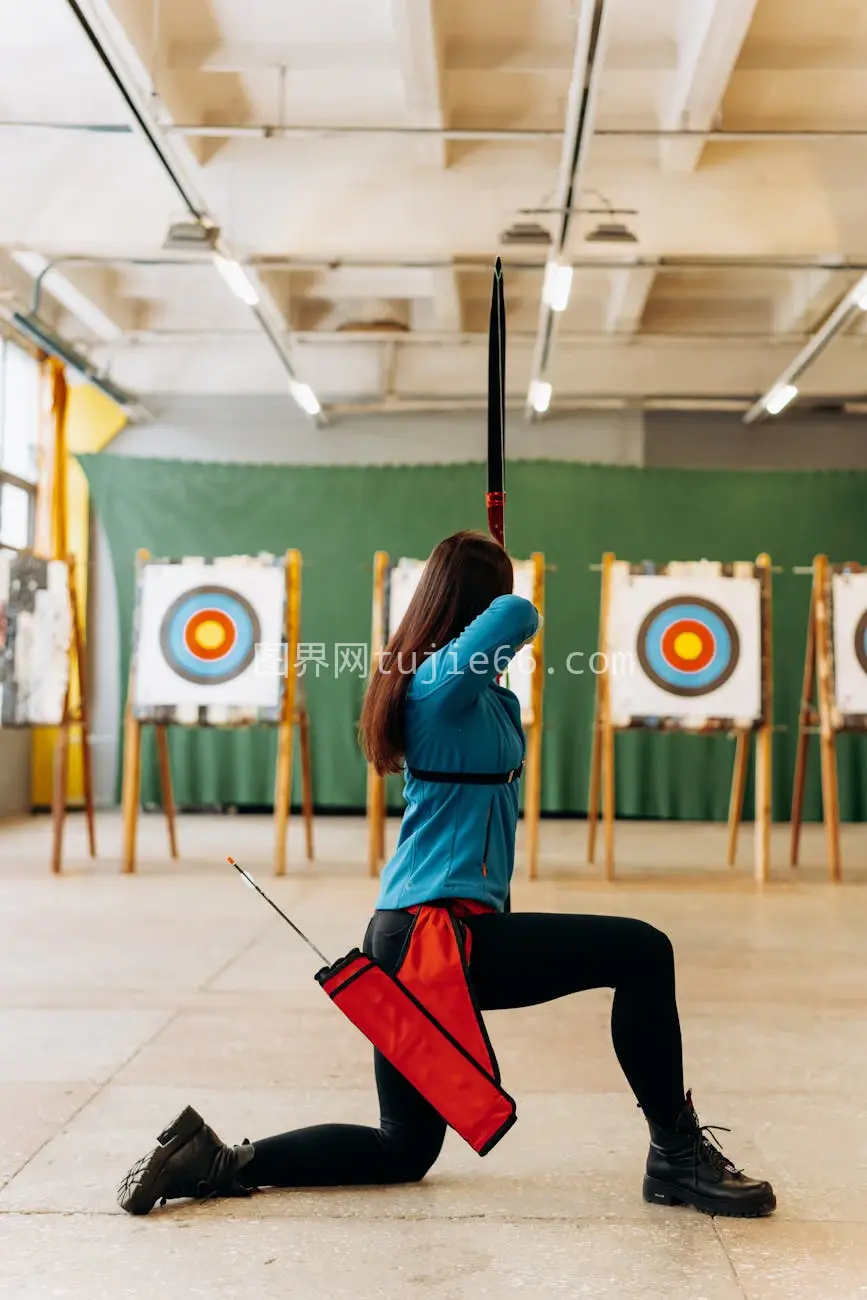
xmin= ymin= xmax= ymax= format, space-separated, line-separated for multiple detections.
xmin=315 ymin=901 xmax=515 ymax=1156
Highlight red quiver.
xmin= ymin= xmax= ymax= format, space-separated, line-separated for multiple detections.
xmin=315 ymin=902 xmax=516 ymax=1156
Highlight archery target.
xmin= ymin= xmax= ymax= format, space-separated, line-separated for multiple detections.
xmin=387 ymin=559 xmax=425 ymax=638
xmin=637 ymin=597 xmax=739 ymax=697
xmin=831 ymin=573 xmax=867 ymax=713
xmin=133 ymin=558 xmax=286 ymax=721
xmin=609 ymin=572 xmax=762 ymax=725
xmin=159 ymin=587 xmax=259 ymax=685
xmin=0 ymin=553 xmax=70 ymax=727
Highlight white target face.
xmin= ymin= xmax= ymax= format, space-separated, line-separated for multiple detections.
xmin=608 ymin=571 xmax=762 ymax=725
xmin=0 ymin=553 xmax=70 ymax=727
xmin=133 ymin=558 xmax=286 ymax=723
xmin=387 ymin=559 xmax=425 ymax=637
xmin=510 ymin=561 xmax=537 ymax=717
xmin=831 ymin=573 xmax=867 ymax=714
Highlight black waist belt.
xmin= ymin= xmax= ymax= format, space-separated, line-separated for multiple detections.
xmin=408 ymin=762 xmax=524 ymax=785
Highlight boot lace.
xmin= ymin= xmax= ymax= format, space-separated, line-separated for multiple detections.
xmin=694 ymin=1124 xmax=743 ymax=1180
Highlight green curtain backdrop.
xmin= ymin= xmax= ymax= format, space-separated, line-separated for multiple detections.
xmin=80 ymin=453 xmax=867 ymax=822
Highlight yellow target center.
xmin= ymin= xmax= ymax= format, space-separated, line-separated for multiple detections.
xmin=672 ymin=631 xmax=704 ymax=662
xmin=194 ymin=619 xmax=228 ymax=651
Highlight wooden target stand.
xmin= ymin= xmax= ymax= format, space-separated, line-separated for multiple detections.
xmin=16 ymin=550 xmax=98 ymax=874
xmin=790 ymin=554 xmax=862 ymax=881
xmin=587 ymin=552 xmax=774 ymax=883
xmin=121 ymin=548 xmax=314 ymax=875
xmin=366 ymin=551 xmax=547 ymax=879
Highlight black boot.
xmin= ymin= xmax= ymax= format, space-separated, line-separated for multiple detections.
xmin=117 ymin=1106 xmax=257 ymax=1215
xmin=643 ymin=1092 xmax=776 ymax=1218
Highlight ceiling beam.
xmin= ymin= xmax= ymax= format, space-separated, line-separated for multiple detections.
xmin=603 ymin=263 xmax=659 ymax=334
xmin=772 ymin=262 xmax=854 ymax=335
xmin=64 ymin=0 xmax=322 ymax=418
xmin=390 ymin=0 xmax=448 ymax=167
xmin=660 ymin=0 xmax=759 ymax=172
xmin=390 ymin=0 xmax=464 ymax=336
xmin=163 ymin=37 xmax=680 ymax=75
xmin=429 ymin=267 xmax=463 ymax=331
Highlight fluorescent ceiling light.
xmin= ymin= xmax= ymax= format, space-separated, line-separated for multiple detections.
xmin=542 ymin=262 xmax=574 ymax=313
xmin=764 ymin=383 xmax=798 ymax=416
xmin=290 ymin=380 xmax=322 ymax=416
xmin=12 ymin=251 xmax=121 ymax=342
xmin=529 ymin=380 xmax=552 ymax=414
xmin=213 ymin=254 xmax=260 ymax=307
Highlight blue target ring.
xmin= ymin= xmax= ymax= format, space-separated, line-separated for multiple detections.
xmin=637 ymin=597 xmax=739 ymax=697
xmin=159 ymin=586 xmax=260 ymax=685
xmin=855 ymin=611 xmax=867 ymax=675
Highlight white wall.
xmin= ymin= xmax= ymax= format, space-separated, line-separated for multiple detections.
xmin=645 ymin=411 xmax=867 ymax=470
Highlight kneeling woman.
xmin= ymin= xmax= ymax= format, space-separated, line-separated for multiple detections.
xmin=119 ymin=531 xmax=775 ymax=1219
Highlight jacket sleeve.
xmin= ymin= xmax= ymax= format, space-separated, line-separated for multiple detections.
xmin=413 ymin=595 xmax=540 ymax=710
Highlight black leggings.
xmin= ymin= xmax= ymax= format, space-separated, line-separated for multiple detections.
xmin=243 ymin=911 xmax=685 ymax=1188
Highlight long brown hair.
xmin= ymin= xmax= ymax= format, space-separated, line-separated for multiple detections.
xmin=360 ymin=531 xmax=513 ymax=774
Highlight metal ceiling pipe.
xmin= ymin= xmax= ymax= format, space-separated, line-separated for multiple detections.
xmin=63 ymin=0 xmax=323 ymax=422
xmin=32 ymin=253 xmax=867 ymax=274
xmin=743 ymin=273 xmax=867 ymax=423
xmin=90 ymin=327 xmax=831 ymax=346
xmin=523 ymin=0 xmax=612 ymax=420
xmin=6 ymin=120 xmax=867 ymax=143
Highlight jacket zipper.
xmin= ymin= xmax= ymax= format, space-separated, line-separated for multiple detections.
xmin=481 ymin=802 xmax=493 ymax=877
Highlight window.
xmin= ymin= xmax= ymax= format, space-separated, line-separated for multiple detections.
xmin=0 ymin=339 xmax=39 ymax=550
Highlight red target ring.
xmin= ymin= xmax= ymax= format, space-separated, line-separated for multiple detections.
xmin=183 ymin=608 xmax=237 ymax=661
xmin=660 ymin=618 xmax=716 ymax=675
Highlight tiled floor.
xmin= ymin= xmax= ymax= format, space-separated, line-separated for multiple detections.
xmin=1 ymin=811 xmax=866 ymax=1299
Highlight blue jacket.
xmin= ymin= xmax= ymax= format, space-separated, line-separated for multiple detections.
xmin=375 ymin=594 xmax=541 ymax=913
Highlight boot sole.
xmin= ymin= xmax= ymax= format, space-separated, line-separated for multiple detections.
xmin=643 ymin=1175 xmax=776 ymax=1218
xmin=117 ymin=1105 xmax=205 ymax=1215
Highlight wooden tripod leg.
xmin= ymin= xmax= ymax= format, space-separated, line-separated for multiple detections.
xmin=368 ymin=768 xmax=384 ymax=876
xmin=524 ymin=551 xmax=545 ymax=881
xmin=589 ymin=552 xmax=614 ymax=865
xmin=524 ymin=719 xmax=542 ymax=881
xmin=121 ymin=710 xmax=141 ymax=874
xmin=155 ymin=724 xmax=178 ymax=859
xmin=50 ymin=716 xmax=70 ymax=875
xmin=790 ymin=586 xmax=816 ymax=868
xmin=274 ymin=550 xmax=301 ymax=876
xmin=274 ymin=717 xmax=293 ymax=876
xmin=601 ymin=710 xmax=615 ymax=881
xmin=378 ymin=773 xmax=387 ymax=860
xmin=753 ymin=554 xmax=773 ymax=884
xmin=597 ymin=553 xmax=617 ymax=879
xmin=299 ymin=710 xmax=314 ymax=860
xmin=587 ymin=711 xmax=602 ymax=865
xmin=819 ymin=731 xmax=842 ymax=882
xmin=814 ymin=555 xmax=842 ymax=881
xmin=67 ymin=559 xmax=96 ymax=857
xmin=122 ymin=548 xmax=149 ymax=874
xmin=727 ymin=729 xmax=749 ymax=867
